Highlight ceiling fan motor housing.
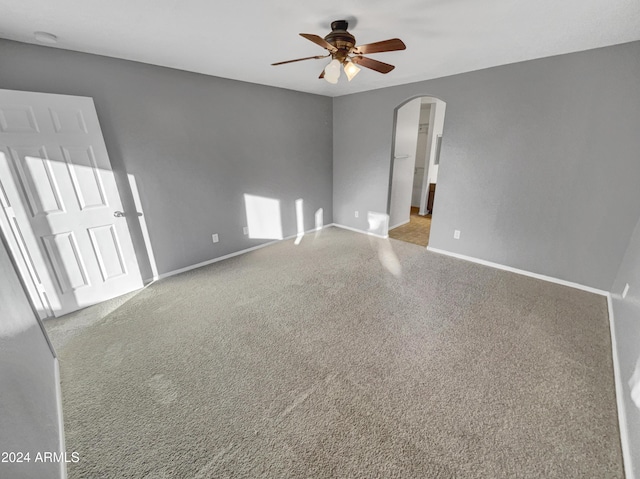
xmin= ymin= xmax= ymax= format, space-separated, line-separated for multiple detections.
xmin=325 ymin=20 xmax=355 ymax=62
xmin=271 ymin=20 xmax=403 ymax=76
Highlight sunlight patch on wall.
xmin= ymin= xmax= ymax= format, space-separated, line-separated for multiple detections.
xmin=129 ymin=175 xmax=158 ymax=281
xmin=314 ymin=208 xmax=324 ymax=238
xmin=630 ymin=355 xmax=640 ymax=410
xmin=367 ymin=211 xmax=389 ymax=238
xmin=244 ymin=194 xmax=283 ymax=240
xmin=315 ymin=208 xmax=323 ymax=230
xmin=295 ymin=198 xmax=304 ymax=245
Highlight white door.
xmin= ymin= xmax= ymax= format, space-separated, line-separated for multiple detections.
xmin=0 ymin=89 xmax=142 ymax=317
xmin=389 ymin=98 xmax=421 ymax=229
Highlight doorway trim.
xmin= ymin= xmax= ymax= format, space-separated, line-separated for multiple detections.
xmin=387 ymin=94 xmax=446 ymax=245
xmin=386 ymin=95 xmax=429 ymax=220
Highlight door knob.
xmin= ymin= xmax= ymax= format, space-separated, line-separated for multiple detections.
xmin=113 ymin=211 xmax=143 ymax=217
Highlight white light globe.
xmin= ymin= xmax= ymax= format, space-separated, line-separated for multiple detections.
xmin=326 ymin=59 xmax=341 ymax=72
xmin=324 ymin=74 xmax=338 ymax=84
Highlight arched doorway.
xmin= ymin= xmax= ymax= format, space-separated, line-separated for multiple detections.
xmin=387 ymin=95 xmax=446 ymax=247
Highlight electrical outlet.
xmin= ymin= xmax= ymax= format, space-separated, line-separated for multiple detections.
xmin=355 ymin=211 xmax=359 ymax=218
xmin=622 ymin=283 xmax=630 ymax=299
xmin=454 ymin=230 xmax=461 ymax=239
xmin=212 ymin=234 xmax=219 ymax=243
xmin=243 ymin=226 xmax=248 ymax=235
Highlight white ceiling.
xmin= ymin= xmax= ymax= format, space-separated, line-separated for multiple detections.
xmin=1 ymin=0 xmax=639 ymax=97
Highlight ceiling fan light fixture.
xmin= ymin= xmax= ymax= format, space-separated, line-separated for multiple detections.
xmin=325 ymin=74 xmax=339 ymax=84
xmin=344 ymin=60 xmax=361 ymax=81
xmin=324 ymin=59 xmax=341 ymax=75
xmin=272 ymin=20 xmax=406 ymax=83
xmin=324 ymin=58 xmax=341 ymax=83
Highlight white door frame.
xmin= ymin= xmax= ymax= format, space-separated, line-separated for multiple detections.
xmin=418 ymin=98 xmax=447 ymax=215
xmin=387 ymin=98 xmax=422 ymax=230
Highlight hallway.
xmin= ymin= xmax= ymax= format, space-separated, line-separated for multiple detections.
xmin=388 ymin=207 xmax=431 ymax=247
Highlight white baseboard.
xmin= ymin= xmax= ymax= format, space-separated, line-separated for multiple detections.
xmin=147 ymin=225 xmax=328 ymax=283
xmin=54 ymin=358 xmax=67 ymax=479
xmin=607 ymin=294 xmax=634 ymax=479
xmin=389 ymin=219 xmax=410 ymax=230
xmin=426 ymin=246 xmax=608 ymax=296
xmin=148 ymin=223 xmax=395 ymax=283
xmin=330 ymin=223 xmax=388 ymax=239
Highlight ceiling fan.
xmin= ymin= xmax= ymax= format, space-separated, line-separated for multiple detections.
xmin=271 ymin=20 xmax=406 ymax=84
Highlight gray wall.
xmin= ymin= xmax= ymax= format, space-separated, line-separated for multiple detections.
xmin=333 ymin=41 xmax=640 ymax=290
xmin=0 ymin=237 xmax=61 ymax=479
xmin=0 ymin=39 xmax=333 ymax=279
xmin=611 ymin=213 xmax=640 ymax=478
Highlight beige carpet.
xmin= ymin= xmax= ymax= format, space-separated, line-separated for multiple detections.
xmin=46 ymin=227 xmax=624 ymax=478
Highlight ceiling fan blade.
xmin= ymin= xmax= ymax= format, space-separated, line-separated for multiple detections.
xmin=353 ymin=38 xmax=406 ymax=55
xmin=271 ymin=55 xmax=329 ymax=66
xmin=351 ymin=56 xmax=395 ymax=74
xmin=299 ymin=33 xmax=338 ymax=53
xmin=319 ymin=70 xmax=325 ymax=79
